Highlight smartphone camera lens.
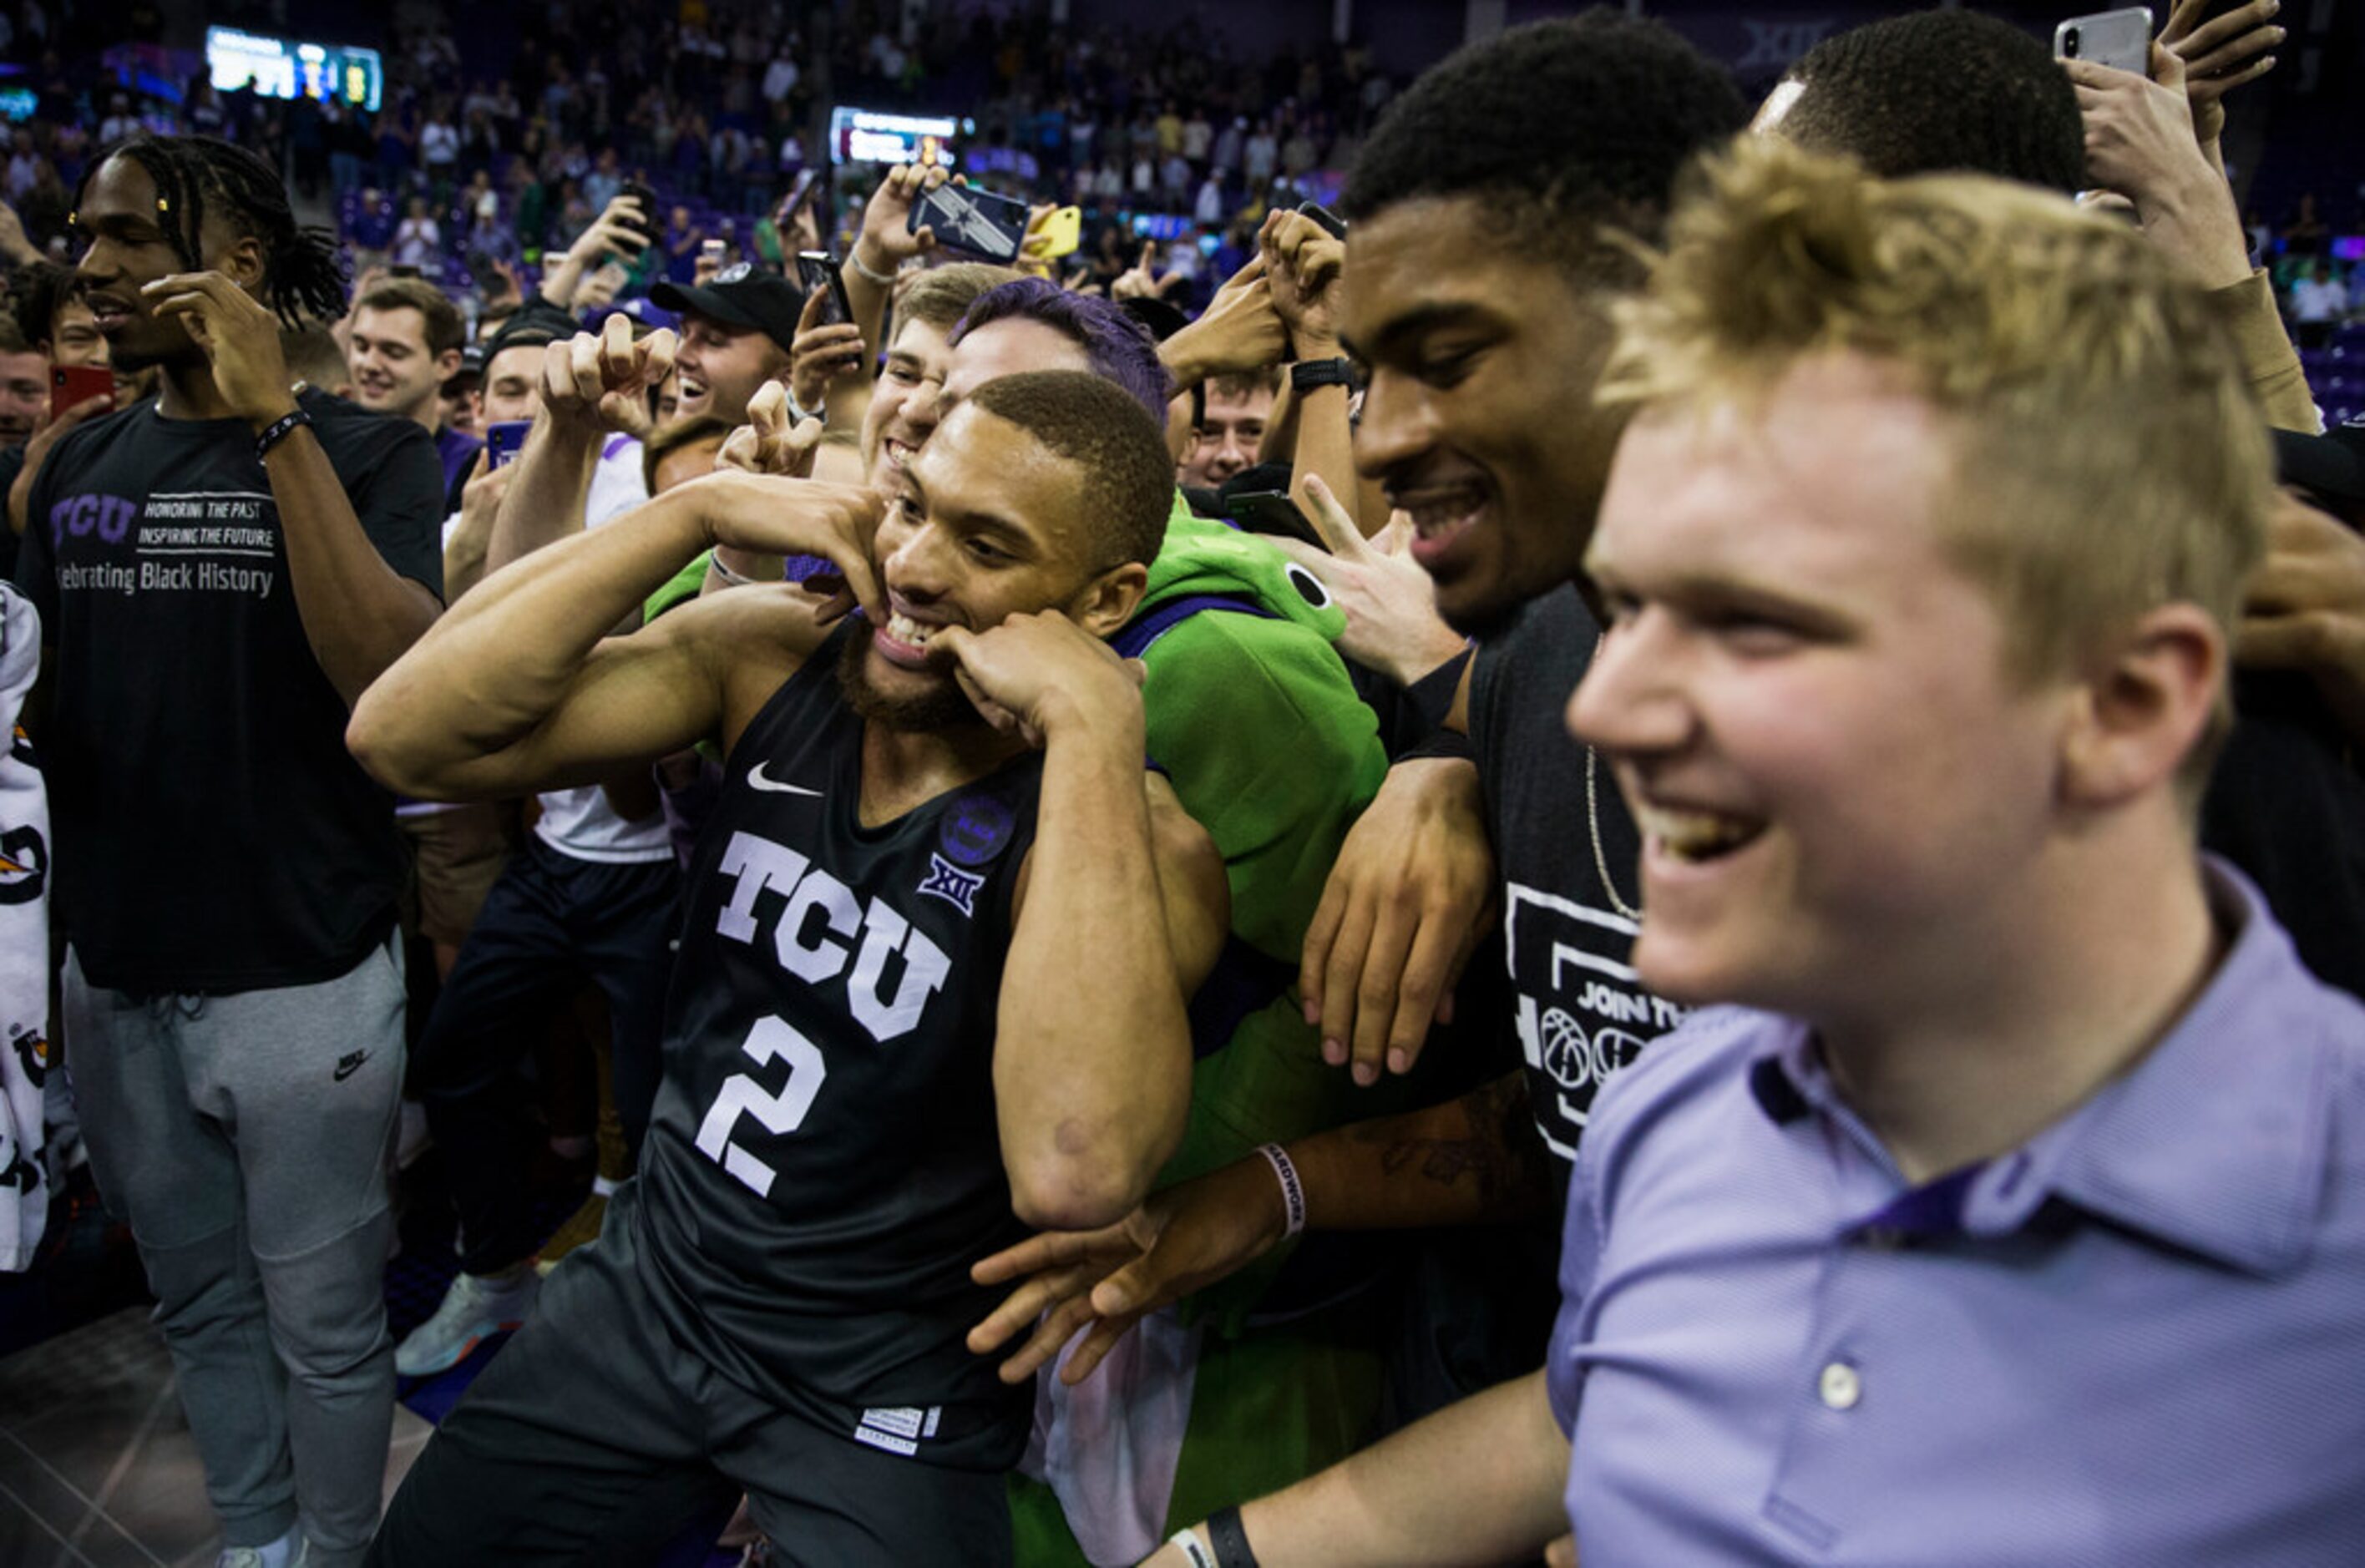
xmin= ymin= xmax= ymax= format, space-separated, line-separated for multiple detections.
xmin=2062 ymin=27 xmax=2081 ymax=57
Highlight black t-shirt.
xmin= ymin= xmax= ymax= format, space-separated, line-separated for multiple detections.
xmin=14 ymin=388 xmax=443 ymax=994
xmin=2203 ymin=670 xmax=2365 ymax=1001
xmin=0 ymin=445 xmax=23 ymax=584
xmin=631 ymin=624 xmax=1045 ymax=1469
xmin=1470 ymin=584 xmax=1686 ymax=1165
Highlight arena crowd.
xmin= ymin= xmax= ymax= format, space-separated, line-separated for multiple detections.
xmin=3 ymin=3 xmax=2363 ymax=1566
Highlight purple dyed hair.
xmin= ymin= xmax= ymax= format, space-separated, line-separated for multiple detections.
xmin=949 ymin=277 xmax=1173 ymax=423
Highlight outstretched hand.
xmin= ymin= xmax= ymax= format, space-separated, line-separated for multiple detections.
xmin=2064 ymin=45 xmax=2251 ymax=288
xmin=1265 ymin=477 xmax=1466 ymax=685
xmin=2240 ymin=487 xmax=2365 ymax=749
xmin=1299 ymin=750 xmax=1496 ymax=1083
xmin=685 ymin=468 xmax=885 ymax=625
xmin=856 ymin=162 xmax=951 ymax=275
xmin=715 ymin=382 xmax=822 ymax=479
xmin=1112 ymin=241 xmax=1188 ymax=301
xmin=788 ymin=285 xmax=869 ymax=414
xmin=2160 ymin=0 xmax=2281 ymax=145
xmin=539 ymin=313 xmax=679 ymax=439
xmin=966 ymin=1154 xmax=1292 ymax=1386
xmin=1258 ymin=208 xmax=1345 ymax=356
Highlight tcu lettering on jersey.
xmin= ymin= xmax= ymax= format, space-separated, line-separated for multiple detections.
xmin=714 ymin=830 xmax=952 ymax=1043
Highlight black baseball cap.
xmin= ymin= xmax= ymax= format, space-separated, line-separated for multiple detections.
xmin=441 ymin=341 xmax=486 ymax=394
xmin=650 ymin=263 xmax=806 ymax=354
xmin=2274 ymin=418 xmax=2365 ymax=523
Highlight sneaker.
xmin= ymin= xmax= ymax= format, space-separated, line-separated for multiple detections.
xmin=217 ymin=1528 xmax=305 ymax=1568
xmin=394 ymin=1267 xmax=539 ymax=1378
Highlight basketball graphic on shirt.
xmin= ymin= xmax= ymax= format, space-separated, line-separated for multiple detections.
xmin=1538 ymin=1007 xmax=1590 ymax=1091
xmin=1589 ymin=1026 xmax=1647 ymax=1089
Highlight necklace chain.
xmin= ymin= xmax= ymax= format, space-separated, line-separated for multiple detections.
xmin=1585 ymin=743 xmax=1643 ymax=924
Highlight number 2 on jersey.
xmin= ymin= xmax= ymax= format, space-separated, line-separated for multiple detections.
xmin=694 ymin=1015 xmax=828 ymax=1198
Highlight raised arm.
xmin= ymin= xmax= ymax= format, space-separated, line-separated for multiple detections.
xmin=538 ymin=196 xmax=654 ymax=311
xmin=930 ymin=611 xmax=1228 ymax=1232
xmin=844 ymin=163 xmax=950 ymax=370
xmin=488 ymin=316 xmax=675 ymax=574
xmin=348 ymin=468 xmax=882 ymax=801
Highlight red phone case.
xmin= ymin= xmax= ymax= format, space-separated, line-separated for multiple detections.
xmin=51 ymin=365 xmax=113 ymax=410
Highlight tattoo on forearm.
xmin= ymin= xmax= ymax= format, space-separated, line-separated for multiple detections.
xmin=1352 ymin=1073 xmax=1549 ymax=1213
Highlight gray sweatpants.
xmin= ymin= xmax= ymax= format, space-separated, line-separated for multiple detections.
xmin=63 ymin=934 xmax=406 ymax=1568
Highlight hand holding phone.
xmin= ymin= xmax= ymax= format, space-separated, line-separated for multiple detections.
xmin=909 ymin=182 xmax=1031 ymax=264
xmin=795 ymin=253 xmax=855 ymax=328
xmin=2056 ymin=8 xmax=2155 ymax=75
xmin=51 ymin=363 xmax=114 ymax=415
xmin=484 ymin=420 xmax=532 ymax=469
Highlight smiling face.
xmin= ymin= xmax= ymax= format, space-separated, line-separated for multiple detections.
xmin=860 ymin=316 xmax=953 ymax=488
xmin=673 ymin=311 xmax=786 ymax=424
xmin=1341 ymin=196 xmax=1626 ymax=636
xmin=45 ymin=298 xmax=109 ymax=369
xmin=0 ymin=352 xmax=43 ymax=443
xmin=73 ymin=153 xmax=256 ymax=375
xmin=1566 ymin=357 xmax=2069 ymax=1019
xmin=480 ymin=341 xmax=543 ymax=424
xmin=840 ymin=398 xmax=1102 ymax=731
xmin=347 ymin=305 xmax=455 ymax=424
xmin=1180 ymin=378 xmax=1274 ymax=488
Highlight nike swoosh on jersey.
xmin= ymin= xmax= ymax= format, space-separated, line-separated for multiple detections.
xmin=747 ymin=762 xmax=825 ymax=797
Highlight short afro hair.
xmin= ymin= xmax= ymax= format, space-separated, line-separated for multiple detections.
xmin=964 ymin=370 xmax=1174 ymax=574
xmin=1343 ymin=9 xmax=1748 ymax=279
xmin=1776 ymin=10 xmax=2085 ymax=194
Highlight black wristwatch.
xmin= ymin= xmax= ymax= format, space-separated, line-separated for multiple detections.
xmin=1290 ymin=357 xmax=1353 ymax=394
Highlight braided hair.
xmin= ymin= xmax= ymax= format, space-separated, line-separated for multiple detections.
xmin=76 ymin=134 xmax=348 ymax=328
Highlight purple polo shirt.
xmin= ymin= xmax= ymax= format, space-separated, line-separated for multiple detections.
xmin=1547 ymin=859 xmax=2365 ymax=1565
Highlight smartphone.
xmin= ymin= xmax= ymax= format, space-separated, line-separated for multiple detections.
xmin=484 ymin=420 xmax=532 ymax=469
xmin=701 ymin=237 xmax=727 ymax=264
xmin=2055 ymin=8 xmax=2154 ymax=74
xmin=795 ymin=252 xmax=854 ymax=327
xmin=1031 ymin=205 xmax=1082 ymax=260
xmin=619 ymin=180 xmax=661 ymax=228
xmin=1226 ymin=489 xmax=1322 ymax=548
xmin=1297 ymin=201 xmax=1348 ymax=240
xmin=51 ymin=363 xmax=113 ymax=411
xmin=909 ymin=182 xmax=1031 ymax=264
xmin=778 ymin=167 xmax=823 ymax=226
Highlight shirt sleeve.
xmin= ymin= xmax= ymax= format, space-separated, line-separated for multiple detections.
xmin=1546 ymin=1139 xmax=1608 ymax=1437
xmin=346 ymin=415 xmax=447 ymax=601
xmin=2211 ymin=269 xmax=2320 ymax=435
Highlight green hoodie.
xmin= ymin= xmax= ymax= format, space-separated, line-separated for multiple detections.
xmin=1126 ymin=502 xmax=1411 ymax=1260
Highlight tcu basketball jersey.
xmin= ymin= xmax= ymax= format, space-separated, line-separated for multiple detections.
xmin=630 ymin=625 xmax=1045 ymax=1468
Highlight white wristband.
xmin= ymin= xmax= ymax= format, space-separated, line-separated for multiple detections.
xmin=1170 ymin=1527 xmax=1218 ymax=1568
xmin=846 ymin=243 xmax=896 ymax=286
xmin=1255 ymin=1142 xmax=1306 ymax=1239
xmin=707 ymin=551 xmax=772 ymax=588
